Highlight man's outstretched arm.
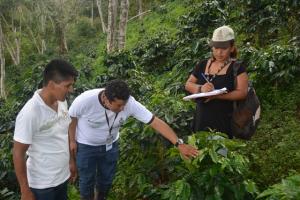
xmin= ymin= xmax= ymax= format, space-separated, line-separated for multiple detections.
xmin=150 ymin=116 xmax=199 ymax=159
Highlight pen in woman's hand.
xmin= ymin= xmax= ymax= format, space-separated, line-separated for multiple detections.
xmin=200 ymin=73 xmax=214 ymax=93
xmin=201 ymin=73 xmax=210 ymax=83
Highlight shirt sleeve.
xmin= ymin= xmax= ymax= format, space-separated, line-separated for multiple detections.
xmin=237 ymin=62 xmax=247 ymax=76
xmin=69 ymin=95 xmax=83 ymax=118
xmin=127 ymin=96 xmax=154 ymax=124
xmin=13 ymin=104 xmax=38 ymax=144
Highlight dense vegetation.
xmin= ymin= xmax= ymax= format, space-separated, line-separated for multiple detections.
xmin=1 ymin=0 xmax=300 ymax=199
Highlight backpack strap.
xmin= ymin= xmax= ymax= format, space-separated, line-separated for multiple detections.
xmin=232 ymin=61 xmax=242 ymax=110
xmin=233 ymin=61 xmax=242 ymax=88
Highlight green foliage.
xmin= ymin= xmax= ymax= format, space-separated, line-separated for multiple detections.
xmin=1 ymin=0 xmax=300 ymax=199
xmin=227 ymin=0 xmax=300 ymax=47
xmin=110 ymin=117 xmax=171 ymax=199
xmin=67 ymin=184 xmax=80 ymax=200
xmin=112 ymin=132 xmax=258 ymax=200
xmin=0 ymin=59 xmax=47 ymax=133
xmin=0 ymin=188 xmax=18 ymax=200
xmin=126 ymin=0 xmax=188 ymax=49
xmin=239 ymin=44 xmax=300 ymax=88
xmin=103 ymin=50 xmax=136 ymax=79
xmin=69 ymin=54 xmax=98 ymax=101
xmin=74 ymin=17 xmax=97 ymax=38
xmin=171 ymin=0 xmax=228 ymax=69
xmin=257 ymin=173 xmax=300 ymax=200
xmin=181 ymin=132 xmax=258 ymax=200
xmin=146 ymin=90 xmax=192 ymax=135
xmin=0 ymin=134 xmax=19 ymax=200
xmin=177 ymin=1 xmax=227 ymax=42
xmin=161 ymin=179 xmax=191 ymax=200
xmin=242 ymin=80 xmax=300 ymax=188
xmin=132 ymin=33 xmax=176 ymax=73
xmin=67 ymin=18 xmax=100 ymax=59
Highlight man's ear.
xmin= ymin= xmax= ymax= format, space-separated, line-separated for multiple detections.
xmin=47 ymin=80 xmax=56 ymax=89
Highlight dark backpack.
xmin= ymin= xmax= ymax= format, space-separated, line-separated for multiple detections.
xmin=231 ymin=61 xmax=261 ymax=140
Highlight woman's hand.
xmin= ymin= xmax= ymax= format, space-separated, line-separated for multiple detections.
xmin=201 ymin=82 xmax=214 ymax=93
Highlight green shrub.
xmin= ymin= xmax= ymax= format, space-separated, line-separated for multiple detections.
xmin=239 ymin=44 xmax=300 ymax=88
xmin=112 ymin=131 xmax=258 ymax=200
xmin=0 ymin=133 xmax=19 ymax=200
xmin=242 ymin=80 xmax=300 ymax=188
xmin=257 ymin=173 xmax=300 ymax=200
xmin=132 ymin=32 xmax=176 ymax=73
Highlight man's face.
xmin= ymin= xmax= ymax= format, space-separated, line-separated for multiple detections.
xmin=106 ymin=98 xmax=127 ymax=113
xmin=51 ymin=77 xmax=75 ymax=101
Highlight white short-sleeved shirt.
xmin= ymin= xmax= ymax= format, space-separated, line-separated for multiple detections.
xmin=68 ymin=89 xmax=154 ymax=146
xmin=14 ymin=90 xmax=71 ymax=189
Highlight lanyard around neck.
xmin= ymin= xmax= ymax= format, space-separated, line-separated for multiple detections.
xmin=104 ymin=109 xmax=119 ymax=136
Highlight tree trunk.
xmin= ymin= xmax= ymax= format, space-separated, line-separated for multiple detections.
xmin=56 ymin=1 xmax=68 ymax=55
xmin=42 ymin=39 xmax=46 ymax=54
xmin=37 ymin=3 xmax=47 ymax=54
xmin=59 ymin=27 xmax=68 ymax=54
xmin=91 ymin=0 xmax=94 ymax=26
xmin=15 ymin=31 xmax=20 ymax=64
xmin=118 ymin=0 xmax=129 ymax=50
xmin=1 ymin=16 xmax=21 ymax=65
xmin=3 ymin=27 xmax=20 ymax=65
xmin=96 ymin=0 xmax=107 ymax=33
xmin=138 ymin=0 xmax=143 ymax=20
xmin=0 ymin=21 xmax=6 ymax=99
xmin=107 ymin=0 xmax=117 ymax=52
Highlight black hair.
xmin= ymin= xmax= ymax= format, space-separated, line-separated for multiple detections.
xmin=43 ymin=59 xmax=78 ymax=86
xmin=104 ymin=79 xmax=130 ymax=102
xmin=230 ymin=41 xmax=238 ymax=58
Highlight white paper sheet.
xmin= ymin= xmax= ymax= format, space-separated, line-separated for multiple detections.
xmin=183 ymin=87 xmax=227 ymax=100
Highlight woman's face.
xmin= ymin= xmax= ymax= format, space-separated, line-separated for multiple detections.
xmin=212 ymin=46 xmax=233 ymax=62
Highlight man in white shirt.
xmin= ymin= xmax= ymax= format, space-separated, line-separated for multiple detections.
xmin=13 ymin=59 xmax=78 ymax=200
xmin=69 ymin=79 xmax=199 ymax=200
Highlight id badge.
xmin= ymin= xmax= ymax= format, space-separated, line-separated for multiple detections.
xmin=106 ymin=135 xmax=114 ymax=151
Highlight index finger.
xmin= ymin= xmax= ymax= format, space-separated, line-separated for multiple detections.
xmin=208 ymin=82 xmax=214 ymax=87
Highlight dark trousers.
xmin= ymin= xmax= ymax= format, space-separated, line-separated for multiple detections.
xmin=31 ymin=180 xmax=68 ymax=200
xmin=76 ymin=142 xmax=119 ymax=199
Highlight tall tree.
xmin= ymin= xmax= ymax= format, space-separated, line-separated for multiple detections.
xmin=38 ymin=2 xmax=47 ymax=54
xmin=49 ymin=0 xmax=79 ymax=55
xmin=0 ymin=20 xmax=6 ymax=99
xmin=54 ymin=0 xmax=69 ymax=54
xmin=91 ymin=0 xmax=94 ymax=26
xmin=96 ymin=0 xmax=107 ymax=33
xmin=17 ymin=3 xmax=47 ymax=54
xmin=118 ymin=0 xmax=129 ymax=50
xmin=107 ymin=0 xmax=117 ymax=52
xmin=137 ymin=0 xmax=142 ymax=20
xmin=1 ymin=14 xmax=21 ymax=65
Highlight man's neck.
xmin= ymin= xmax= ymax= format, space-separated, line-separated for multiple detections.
xmin=39 ymin=88 xmax=58 ymax=112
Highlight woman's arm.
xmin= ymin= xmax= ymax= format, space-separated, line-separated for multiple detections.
xmin=214 ymin=72 xmax=248 ymax=101
xmin=185 ymin=74 xmax=215 ymax=94
xmin=185 ymin=74 xmax=201 ymax=94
